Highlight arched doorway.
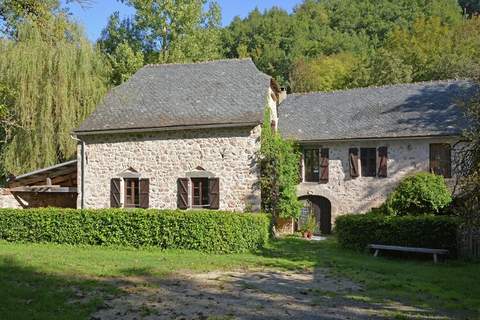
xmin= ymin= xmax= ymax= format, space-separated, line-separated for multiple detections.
xmin=298 ymin=195 xmax=332 ymax=235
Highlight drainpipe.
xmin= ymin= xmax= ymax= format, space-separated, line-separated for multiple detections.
xmin=70 ymin=135 xmax=85 ymax=209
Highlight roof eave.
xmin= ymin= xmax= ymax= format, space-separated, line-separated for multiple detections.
xmin=290 ymin=133 xmax=464 ymax=144
xmin=73 ymin=121 xmax=262 ymax=136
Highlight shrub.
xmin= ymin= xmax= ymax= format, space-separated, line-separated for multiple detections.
xmin=384 ymin=172 xmax=452 ymax=216
xmin=335 ymin=213 xmax=460 ymax=254
xmin=0 ymin=208 xmax=270 ymax=253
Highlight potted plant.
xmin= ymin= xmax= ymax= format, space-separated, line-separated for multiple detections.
xmin=300 ymin=213 xmax=317 ymax=239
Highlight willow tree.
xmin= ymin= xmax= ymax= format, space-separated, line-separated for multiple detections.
xmin=0 ymin=16 xmax=108 ymax=176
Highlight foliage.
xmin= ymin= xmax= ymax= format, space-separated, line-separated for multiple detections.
xmin=0 ymin=17 xmax=108 ymax=176
xmin=222 ymin=0 xmax=465 ymax=89
xmin=454 ymin=68 xmax=480 ymax=238
xmin=290 ymin=53 xmax=358 ymax=92
xmin=108 ymin=41 xmax=144 ymax=85
xmin=335 ymin=213 xmax=460 ymax=253
xmin=0 ymin=0 xmax=91 ymax=37
xmin=383 ymin=172 xmax=452 ymax=216
xmin=299 ymin=213 xmax=316 ymax=233
xmin=117 ymin=0 xmax=222 ymax=63
xmin=0 ymin=208 xmax=270 ymax=253
xmin=383 ymin=17 xmax=480 ymax=82
xmin=260 ymin=108 xmax=302 ymax=220
xmin=98 ymin=0 xmax=224 ymax=84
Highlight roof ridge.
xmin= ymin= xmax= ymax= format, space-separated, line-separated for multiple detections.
xmin=143 ymin=58 xmax=253 ymax=68
xmin=288 ymin=78 xmax=472 ymax=97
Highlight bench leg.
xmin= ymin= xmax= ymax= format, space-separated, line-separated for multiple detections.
xmin=374 ymin=249 xmax=379 ymax=257
xmin=433 ymin=253 xmax=438 ymax=264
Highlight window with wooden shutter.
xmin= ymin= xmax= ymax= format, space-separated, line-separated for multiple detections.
xmin=430 ymin=144 xmax=452 ymax=178
xmin=319 ymin=148 xmax=329 ymax=184
xmin=177 ymin=178 xmax=189 ymax=210
xmin=304 ymin=148 xmax=320 ymax=182
xmin=209 ymin=178 xmax=220 ymax=209
xmin=110 ymin=178 xmax=121 ymax=208
xmin=124 ymin=178 xmax=140 ymax=208
xmin=191 ymin=178 xmax=209 ymax=208
xmin=139 ymin=178 xmax=150 ymax=209
xmin=361 ymin=148 xmax=377 ymax=177
xmin=349 ymin=148 xmax=359 ymax=178
xmin=377 ymin=147 xmax=388 ymax=178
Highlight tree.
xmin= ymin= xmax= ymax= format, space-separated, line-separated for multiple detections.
xmin=98 ymin=11 xmax=144 ymax=56
xmin=108 ymin=41 xmax=144 ymax=85
xmin=0 ymin=0 xmax=91 ymax=36
xmin=119 ymin=0 xmax=223 ymax=64
xmin=290 ymin=53 xmax=358 ymax=92
xmin=384 ymin=17 xmax=480 ymax=82
xmin=454 ymin=71 xmax=480 ymax=258
xmin=259 ymin=108 xmax=302 ymax=222
xmin=0 ymin=16 xmax=108 ymax=176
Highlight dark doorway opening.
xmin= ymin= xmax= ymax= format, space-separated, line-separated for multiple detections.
xmin=298 ymin=195 xmax=332 ymax=235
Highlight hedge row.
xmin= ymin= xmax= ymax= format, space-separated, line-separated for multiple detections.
xmin=335 ymin=214 xmax=460 ymax=254
xmin=0 ymin=208 xmax=270 ymax=253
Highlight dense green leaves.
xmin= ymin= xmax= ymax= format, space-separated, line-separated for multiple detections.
xmin=0 ymin=208 xmax=270 ymax=253
xmin=0 ymin=17 xmax=108 ymax=176
xmin=384 ymin=173 xmax=453 ymax=216
xmin=223 ymin=0 xmax=479 ymax=91
xmin=260 ymin=109 xmax=302 ymax=220
xmin=335 ymin=213 xmax=460 ymax=253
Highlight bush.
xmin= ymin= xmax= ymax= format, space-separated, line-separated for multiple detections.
xmin=0 ymin=208 xmax=270 ymax=253
xmin=384 ymin=172 xmax=452 ymax=216
xmin=335 ymin=213 xmax=460 ymax=254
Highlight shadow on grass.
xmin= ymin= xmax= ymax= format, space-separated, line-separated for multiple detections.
xmin=0 ymin=255 xmax=113 ymax=320
xmin=256 ymin=237 xmax=480 ymax=319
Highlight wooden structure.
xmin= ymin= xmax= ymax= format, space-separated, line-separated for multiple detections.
xmin=6 ymin=160 xmax=78 ymax=208
xmin=458 ymin=228 xmax=480 ymax=259
xmin=368 ymin=244 xmax=449 ymax=264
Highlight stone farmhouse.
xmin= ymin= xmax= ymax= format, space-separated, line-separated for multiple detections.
xmin=2 ymin=59 xmax=476 ymax=234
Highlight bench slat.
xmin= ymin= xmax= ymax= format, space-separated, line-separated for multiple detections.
xmin=368 ymin=244 xmax=449 ymax=254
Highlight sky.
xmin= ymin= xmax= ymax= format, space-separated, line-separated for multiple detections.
xmin=65 ymin=0 xmax=301 ymax=42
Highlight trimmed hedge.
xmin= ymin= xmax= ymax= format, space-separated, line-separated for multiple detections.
xmin=335 ymin=213 xmax=460 ymax=254
xmin=0 ymin=208 xmax=270 ymax=253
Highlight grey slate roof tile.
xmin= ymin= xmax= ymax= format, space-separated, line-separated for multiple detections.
xmin=75 ymin=58 xmax=271 ymax=133
xmin=278 ymin=80 xmax=478 ymax=141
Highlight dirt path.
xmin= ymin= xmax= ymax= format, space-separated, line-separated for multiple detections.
xmin=90 ymin=268 xmax=449 ymax=320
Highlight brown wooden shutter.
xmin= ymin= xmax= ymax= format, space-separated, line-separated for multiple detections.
xmin=209 ymin=178 xmax=220 ymax=209
xmin=139 ymin=178 xmax=150 ymax=209
xmin=319 ymin=148 xmax=329 ymax=184
xmin=177 ymin=178 xmax=189 ymax=210
xmin=378 ymin=147 xmax=388 ymax=178
xmin=349 ymin=148 xmax=359 ymax=178
xmin=110 ymin=178 xmax=121 ymax=208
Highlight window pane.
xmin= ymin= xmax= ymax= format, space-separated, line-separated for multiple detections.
xmin=430 ymin=144 xmax=451 ymax=178
xmin=124 ymin=179 xmax=140 ymax=208
xmin=191 ymin=178 xmax=210 ymax=207
xmin=304 ymin=148 xmax=319 ymax=182
xmin=361 ymin=148 xmax=377 ymax=177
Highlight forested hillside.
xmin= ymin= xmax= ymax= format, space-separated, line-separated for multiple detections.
xmin=0 ymin=0 xmax=479 ymax=179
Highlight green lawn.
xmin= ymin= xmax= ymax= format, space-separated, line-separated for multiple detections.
xmin=0 ymin=237 xmax=478 ymax=319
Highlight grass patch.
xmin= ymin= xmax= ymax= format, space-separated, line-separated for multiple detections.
xmin=0 ymin=237 xmax=478 ymax=319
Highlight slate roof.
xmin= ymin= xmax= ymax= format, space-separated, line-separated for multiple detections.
xmin=279 ymin=80 xmax=477 ymax=141
xmin=75 ymin=59 xmax=272 ymax=133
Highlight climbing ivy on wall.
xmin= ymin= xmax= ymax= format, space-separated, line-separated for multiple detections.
xmin=259 ymin=108 xmax=302 ymax=220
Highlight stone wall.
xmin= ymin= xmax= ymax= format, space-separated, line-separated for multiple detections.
xmin=298 ymin=137 xmax=460 ymax=221
xmin=78 ymin=126 xmax=262 ymax=211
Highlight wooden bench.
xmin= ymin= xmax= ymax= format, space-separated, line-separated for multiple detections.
xmin=367 ymin=244 xmax=449 ymax=263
